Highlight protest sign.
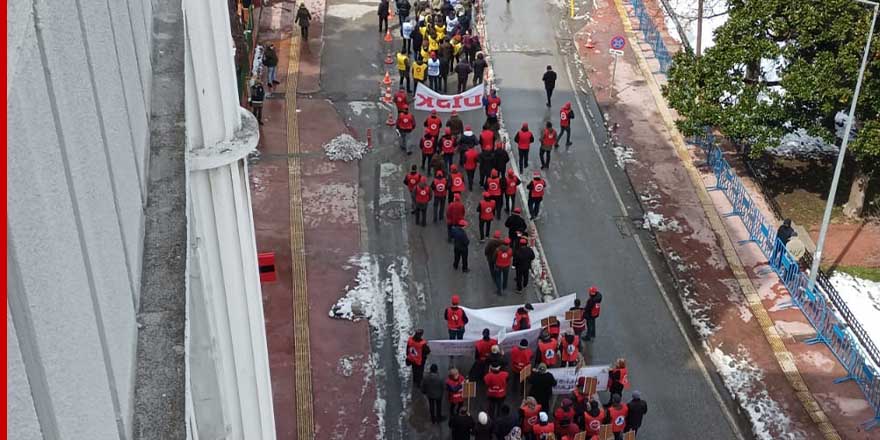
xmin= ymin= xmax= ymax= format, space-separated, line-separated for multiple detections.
xmin=413 ymin=83 xmax=485 ymax=112
xmin=549 ymin=365 xmax=610 ymax=395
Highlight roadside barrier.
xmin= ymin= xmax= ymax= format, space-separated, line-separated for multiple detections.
xmin=691 ymin=130 xmax=880 ymax=430
xmin=629 ymin=0 xmax=673 ymax=73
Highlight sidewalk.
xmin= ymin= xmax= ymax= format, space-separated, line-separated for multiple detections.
xmin=248 ymin=1 xmax=378 ymax=438
xmin=574 ymin=0 xmax=874 ymax=438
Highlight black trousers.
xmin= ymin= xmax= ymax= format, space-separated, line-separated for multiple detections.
xmin=421 ymin=152 xmax=433 ymax=169
xmin=412 ymin=363 xmax=425 ymax=386
xmin=559 ymin=125 xmax=572 ymax=146
xmin=515 ymin=266 xmax=529 ymax=290
xmin=586 ymin=317 xmax=597 ymax=340
xmin=505 ymin=194 xmax=516 ymax=212
xmin=300 ymin=25 xmax=309 ymax=40
xmin=429 ymin=398 xmax=443 ymax=423
xmin=479 ymin=219 xmax=491 ymax=239
xmin=479 ymin=168 xmax=491 ymax=187
xmin=440 ymin=74 xmax=448 ymax=93
xmin=457 ymin=75 xmax=469 ymax=92
xmin=379 ymin=15 xmax=388 ymax=32
xmin=415 ymin=203 xmax=427 ymax=226
xmin=448 ymin=329 xmax=464 ymax=339
xmin=453 ymin=248 xmax=469 ymax=270
xmin=251 ymin=104 xmax=263 ymax=123
xmin=545 ymin=86 xmax=554 ymax=106
xmin=528 ymin=197 xmax=542 ymax=219
xmin=399 ymin=71 xmax=411 ymax=92
xmin=402 ymin=38 xmax=411 ymax=53
xmin=488 ymin=397 xmax=505 ymax=418
xmin=466 ymin=169 xmax=476 ymax=190
xmin=492 ymin=196 xmax=503 ymax=219
xmin=518 ymin=149 xmax=529 ymax=169
xmin=433 ymin=196 xmax=446 ymax=222
xmin=429 ymin=75 xmax=440 ymax=90
xmin=540 ymin=149 xmax=551 ymax=168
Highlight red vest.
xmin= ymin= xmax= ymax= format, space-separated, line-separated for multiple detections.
xmin=475 ymin=338 xmax=498 ymax=360
xmin=480 ymin=129 xmax=495 ymax=149
xmin=397 ymin=113 xmax=415 ymax=131
xmin=421 ymin=137 xmax=436 ymax=154
xmin=495 ymin=245 xmax=513 ymax=268
xmin=583 ymin=409 xmax=606 ymax=435
xmin=608 ymin=405 xmax=628 ymax=432
xmin=512 ymin=311 xmax=530 ymax=330
xmin=446 ymin=375 xmax=465 ymax=403
xmin=506 ymin=175 xmax=519 ymax=195
xmin=538 ymin=339 xmax=558 ymax=366
xmin=516 ymin=130 xmax=533 ymax=150
xmin=464 ymin=149 xmax=479 ymax=170
xmin=406 ymin=337 xmax=427 ymax=365
xmin=560 ymin=336 xmax=579 ymax=362
xmin=510 ymin=347 xmax=532 ymax=373
xmin=446 ymin=306 xmax=465 ymax=329
xmin=541 ymin=129 xmax=556 ymax=146
xmin=530 ymin=179 xmax=546 ymax=198
xmin=570 ymin=308 xmax=586 ymax=331
xmin=394 ymin=92 xmax=408 ymax=109
xmin=432 ymin=177 xmax=448 ymax=196
xmin=425 ymin=116 xmax=442 ymax=136
xmin=560 ymin=108 xmax=571 ymax=127
xmin=450 ymin=173 xmax=466 ymax=192
xmin=590 ymin=298 xmax=601 ymax=318
xmin=554 ymin=407 xmax=576 ymax=434
xmin=533 ymin=422 xmax=555 ymax=438
xmin=520 ymin=405 xmax=542 ymax=433
xmin=405 ymin=172 xmax=421 ymax=191
xmin=486 ymin=177 xmax=502 ymax=196
xmin=441 ymin=136 xmax=456 ymax=154
xmin=415 ymin=185 xmax=431 ymax=203
xmin=479 ymin=199 xmax=495 ymax=220
xmin=486 ymin=96 xmax=501 ymax=115
xmin=484 ymin=370 xmax=509 ymax=398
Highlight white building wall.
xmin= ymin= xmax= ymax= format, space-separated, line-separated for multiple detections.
xmin=6 ymin=0 xmax=154 ymax=438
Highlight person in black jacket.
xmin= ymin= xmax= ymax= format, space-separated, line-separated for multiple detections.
xmin=249 ymin=80 xmax=265 ymax=125
xmin=776 ymin=218 xmax=795 ymax=244
xmin=450 ymin=407 xmax=475 ymax=440
xmin=474 ymin=412 xmax=494 ymax=440
xmin=451 ymin=219 xmax=470 ymax=272
xmin=513 ymin=239 xmax=535 ymax=292
xmin=584 ymin=286 xmax=602 ymax=341
xmin=542 ymin=65 xmax=557 ymax=107
xmin=493 ymin=405 xmax=519 ymax=440
xmin=505 ymin=209 xmax=528 ymax=242
xmin=295 ymin=3 xmax=312 ymax=40
xmin=396 ymin=0 xmax=411 ymax=30
xmin=528 ymin=363 xmax=557 ymax=410
xmin=263 ymin=44 xmax=279 ymax=88
xmin=625 ymin=391 xmax=648 ymax=434
xmin=473 ymin=52 xmax=487 ymax=85
xmin=378 ymin=0 xmax=390 ymax=32
xmin=421 ymin=364 xmax=446 ymax=424
xmin=478 ymin=143 xmax=495 ymax=187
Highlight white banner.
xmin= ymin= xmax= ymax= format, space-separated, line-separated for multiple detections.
xmin=414 ymin=83 xmax=485 ymax=112
xmin=457 ymin=293 xmax=578 ymax=340
xmin=550 ymin=365 xmax=610 ymax=395
xmin=428 ymin=327 xmax=542 ymax=357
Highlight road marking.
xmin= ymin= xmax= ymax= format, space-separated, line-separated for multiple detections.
xmin=286 ymin=34 xmax=316 ymax=439
xmin=607 ymin=0 xmax=840 ymax=438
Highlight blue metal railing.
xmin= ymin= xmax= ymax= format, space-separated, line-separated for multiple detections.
xmin=630 ymin=0 xmax=673 ymax=73
xmin=692 ymin=129 xmax=880 ymax=430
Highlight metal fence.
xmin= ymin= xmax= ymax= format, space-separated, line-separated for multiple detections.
xmin=630 ymin=0 xmax=673 ymax=73
xmin=693 ymin=130 xmax=880 ymax=430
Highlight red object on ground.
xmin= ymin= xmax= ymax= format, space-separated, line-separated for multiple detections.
xmin=367 ymin=128 xmax=373 ymax=148
xmin=258 ymin=252 xmax=277 ymax=282
xmin=384 ymin=29 xmax=393 ymax=43
xmin=386 ymin=112 xmax=396 ymax=126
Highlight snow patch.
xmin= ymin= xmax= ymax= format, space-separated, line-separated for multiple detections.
xmin=678 ymin=282 xmax=717 ymax=338
xmin=830 ymin=272 xmax=880 ymax=359
xmin=612 ymin=144 xmax=636 ymax=169
xmin=323 ymin=133 xmax=368 ymax=161
xmin=642 ymin=211 xmax=682 ymax=233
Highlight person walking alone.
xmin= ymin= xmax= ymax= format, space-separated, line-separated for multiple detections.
xmin=378 ymin=0 xmax=390 ymax=32
xmin=248 ymin=79 xmax=265 ymax=125
xmin=625 ymin=391 xmax=648 ymax=436
xmin=542 ymin=65 xmax=557 ymax=107
xmin=585 ymin=285 xmax=602 ymax=341
xmin=263 ymin=44 xmax=279 ymax=89
xmin=295 ymin=3 xmax=312 ymax=40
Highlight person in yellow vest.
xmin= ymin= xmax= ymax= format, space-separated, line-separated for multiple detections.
xmin=434 ymin=22 xmax=446 ymax=41
xmin=412 ymin=57 xmax=428 ymax=91
xmin=451 ymin=35 xmax=463 ymax=64
xmin=420 ymin=41 xmax=431 ymax=65
xmin=396 ymin=49 xmax=412 ymax=93
xmin=428 ymin=33 xmax=440 ymax=53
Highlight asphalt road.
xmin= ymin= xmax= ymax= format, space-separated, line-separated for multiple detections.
xmin=319 ymin=0 xmax=744 ymax=438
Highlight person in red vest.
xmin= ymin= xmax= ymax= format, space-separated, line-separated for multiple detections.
xmin=532 ymin=411 xmax=555 ymax=439
xmin=509 ymin=338 xmax=533 ymax=381
xmin=446 ymin=367 xmax=466 ymax=417
xmin=448 ymin=164 xmax=466 ymax=202
xmin=536 ymin=329 xmax=558 ymax=367
xmin=482 ymin=88 xmax=501 ymax=129
xmin=569 ymin=298 xmax=587 ymax=340
xmin=405 ymin=328 xmax=431 ymax=386
xmin=502 ymin=168 xmax=521 ymax=213
xmin=557 ymin=102 xmax=575 ymax=150
xmin=396 ymin=107 xmax=415 ymax=154
xmin=512 ymin=304 xmax=533 ymax=331
xmin=431 ymin=169 xmax=448 ymax=223
xmin=485 ymin=169 xmax=503 ymax=219
xmin=582 ymin=399 xmax=606 ymax=438
xmin=403 ymin=164 xmax=423 ymax=214
xmin=606 ymin=393 xmax=629 ymax=439
xmin=444 ymin=294 xmax=468 ymax=339
xmin=424 ymin=108 xmax=443 ymax=139
xmin=484 ymin=364 xmax=509 ymax=417
xmin=513 ymin=122 xmax=534 ymax=169
xmin=571 ymin=376 xmax=589 ymax=412
xmin=607 ymin=358 xmax=629 ymax=406
xmin=519 ymin=397 xmax=542 ymax=436
xmin=474 ymin=328 xmax=498 ymax=362
xmin=526 ymin=171 xmax=547 ymax=220
xmin=585 ymin=286 xmax=602 ymax=341
xmin=477 ymin=192 xmax=496 ymax=241
xmin=413 ymin=177 xmax=432 ymax=226
xmin=393 ymin=86 xmax=408 ymax=111
xmin=479 ymin=123 xmax=496 ymax=151
xmin=539 ymin=121 xmax=557 ymax=169
xmin=446 ymin=193 xmax=465 ymax=242
xmin=559 ymin=330 xmax=580 ymax=367
xmin=493 ymin=237 xmax=513 ymax=295
xmin=554 ymin=398 xmax=579 ymax=437
xmin=440 ymin=127 xmax=457 ymax=172
xmin=463 ymin=145 xmax=480 ymax=190
xmin=420 ymin=133 xmax=436 ymax=171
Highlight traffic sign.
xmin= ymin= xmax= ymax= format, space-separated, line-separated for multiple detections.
xmin=610 ymin=35 xmax=626 ymax=50
xmin=609 ymin=49 xmax=624 ymax=56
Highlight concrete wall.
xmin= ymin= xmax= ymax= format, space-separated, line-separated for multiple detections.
xmin=6 ymin=0 xmax=154 ymax=438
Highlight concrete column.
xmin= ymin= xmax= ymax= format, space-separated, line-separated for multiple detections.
xmin=183 ymin=0 xmax=276 ymax=438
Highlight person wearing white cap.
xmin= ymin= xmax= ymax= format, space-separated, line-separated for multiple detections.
xmin=532 ymin=411 xmax=555 ymax=438
xmin=474 ymin=411 xmax=494 ymax=439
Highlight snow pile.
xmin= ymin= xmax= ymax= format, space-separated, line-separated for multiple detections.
xmin=612 ymin=144 xmax=636 ymax=169
xmin=329 ymin=255 xmax=384 ymax=321
xmin=679 ymin=282 xmax=717 ymax=338
xmin=531 ymin=257 xmax=554 ymax=299
xmin=830 ymin=272 xmax=880 ymax=356
xmin=768 ymin=129 xmax=838 ymax=159
xmin=323 ymin=134 xmax=368 ymax=162
xmin=642 ymin=211 xmax=682 ymax=232
xmin=709 ymin=345 xmax=799 ymax=439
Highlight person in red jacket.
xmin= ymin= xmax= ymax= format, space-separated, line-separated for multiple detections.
xmin=483 ymin=365 xmax=509 ymax=417
xmin=554 ymin=398 xmax=579 ymax=437
xmin=527 ymin=171 xmax=547 ymax=220
xmin=558 ymin=101 xmax=574 ymax=150
xmin=513 ymin=122 xmax=534 ymax=169
xmin=509 ymin=338 xmax=532 ymax=392
xmin=477 ymin=192 xmax=496 ymax=241
xmin=403 ymin=164 xmax=423 ymax=214
xmin=463 ymin=145 xmax=480 ymax=190
xmin=532 ymin=412 xmax=555 ymax=439
xmin=444 ymin=295 xmax=468 ymax=339
xmin=396 ymin=107 xmax=416 ymax=154
xmin=493 ymin=237 xmax=513 ymax=295
xmin=485 ymin=169 xmax=503 ymax=219
xmin=405 ymin=329 xmax=430 ymax=386
xmin=607 ymin=393 xmax=629 ymax=438
xmin=431 ymin=170 xmax=448 ymax=223
xmin=413 ymin=177 xmax=432 ymax=226
xmin=448 ymin=164 xmax=466 ymax=202
xmin=424 ymin=109 xmax=442 ymax=138
xmin=482 ymin=88 xmax=501 ymax=129
xmin=480 ymin=124 xmax=496 ymax=151
xmin=393 ymin=86 xmax=408 ymax=111
xmin=420 ymin=133 xmax=436 ymax=171
xmin=607 ymin=358 xmax=629 ymax=406
xmin=539 ymin=121 xmax=557 ymax=169
xmin=512 ymin=304 xmax=533 ymax=331
xmin=582 ymin=399 xmax=606 ymax=438
xmin=446 ymin=193 xmax=465 ymax=242
xmin=559 ymin=330 xmax=580 ymax=367
xmin=440 ymin=127 xmax=457 ymax=172
xmin=536 ymin=329 xmax=558 ymax=367
xmin=520 ymin=397 xmax=542 ymax=436
xmin=585 ymin=286 xmax=602 ymax=341
xmin=503 ymin=168 xmax=520 ymax=213
xmin=446 ymin=367 xmax=466 ymax=417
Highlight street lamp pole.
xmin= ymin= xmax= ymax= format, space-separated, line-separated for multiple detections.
xmin=808 ymin=0 xmax=879 ymax=291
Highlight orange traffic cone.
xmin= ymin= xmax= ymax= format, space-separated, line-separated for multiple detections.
xmin=585 ymin=35 xmax=595 ymax=49
xmin=385 ymin=52 xmax=394 ymax=64
xmin=386 ymin=112 xmax=396 ymax=126
xmin=383 ymin=71 xmax=392 ymax=85
xmin=384 ymin=28 xmax=393 ymax=43
xmin=388 ymin=7 xmax=394 ymax=19
xmin=382 ymin=86 xmax=393 ymax=104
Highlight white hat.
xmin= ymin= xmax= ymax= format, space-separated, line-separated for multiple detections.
xmin=478 ymin=411 xmax=488 ymax=425
xmin=538 ymin=412 xmax=548 ymax=423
